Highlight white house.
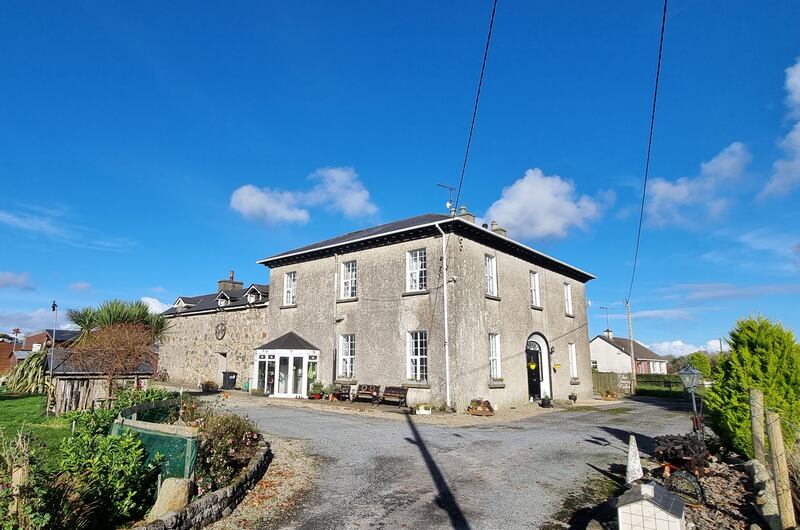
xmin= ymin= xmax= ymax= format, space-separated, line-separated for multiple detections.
xmin=590 ymin=330 xmax=668 ymax=375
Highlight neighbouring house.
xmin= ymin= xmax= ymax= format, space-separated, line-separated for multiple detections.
xmin=590 ymin=329 xmax=668 ymax=374
xmin=158 ymin=272 xmax=269 ymax=386
xmin=0 ymin=339 xmax=25 ymax=374
xmin=22 ymin=329 xmax=80 ymax=352
xmin=159 ymin=210 xmax=596 ymax=409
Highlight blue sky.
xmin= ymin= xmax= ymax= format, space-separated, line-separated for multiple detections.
xmin=1 ymin=1 xmax=799 ymax=356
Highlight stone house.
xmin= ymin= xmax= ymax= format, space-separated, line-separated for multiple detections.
xmin=590 ymin=329 xmax=668 ymax=374
xmin=255 ymin=210 xmax=595 ymax=409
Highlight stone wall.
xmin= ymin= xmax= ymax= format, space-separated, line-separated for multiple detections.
xmin=159 ymin=307 xmax=269 ymax=388
xmin=131 ymin=444 xmax=273 ymax=530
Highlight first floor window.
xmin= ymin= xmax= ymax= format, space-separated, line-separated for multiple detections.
xmin=568 ymin=342 xmax=578 ymax=379
xmin=284 ymin=271 xmax=297 ymax=305
xmin=407 ymin=330 xmax=428 ymax=382
xmin=341 ymin=260 xmax=357 ymax=298
xmin=339 ymin=334 xmax=355 ymax=378
xmin=591 ymin=360 xmax=598 ymax=370
xmin=407 ymin=249 xmax=427 ymax=292
xmin=485 ymin=254 xmax=498 ymax=296
xmin=489 ymin=333 xmax=501 ymax=379
xmin=530 ymin=271 xmax=541 ymax=307
xmin=564 ymin=282 xmax=573 ymax=316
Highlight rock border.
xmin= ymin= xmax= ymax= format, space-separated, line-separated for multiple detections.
xmin=132 ymin=443 xmax=273 ymax=530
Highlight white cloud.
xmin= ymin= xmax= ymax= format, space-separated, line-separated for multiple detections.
xmin=648 ymin=340 xmax=701 ymax=357
xmin=151 ymin=286 xmax=166 ymax=293
xmin=0 ymin=271 xmax=34 ymax=290
xmin=0 ymin=209 xmax=135 ymax=252
xmin=69 ymin=281 xmax=91 ymax=292
xmin=607 ymin=308 xmax=691 ymax=321
xmin=482 ymin=168 xmax=614 ymax=239
xmin=761 ymin=58 xmax=800 ymax=198
xmin=230 ymin=166 xmax=378 ymax=225
xmin=0 ymin=308 xmax=65 ymax=333
xmin=667 ymin=282 xmax=800 ymax=302
xmin=706 ymin=339 xmax=730 ymax=354
xmin=647 ymin=142 xmax=751 ymax=227
xmin=141 ymin=297 xmax=170 ymax=314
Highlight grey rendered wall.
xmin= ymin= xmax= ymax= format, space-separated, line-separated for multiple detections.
xmin=159 ymin=307 xmax=269 ymax=387
xmin=266 ymin=236 xmax=446 ymax=407
xmin=447 ymin=234 xmax=593 ymax=409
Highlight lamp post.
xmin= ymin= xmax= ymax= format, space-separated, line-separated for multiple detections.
xmin=677 ymin=365 xmax=703 ymax=440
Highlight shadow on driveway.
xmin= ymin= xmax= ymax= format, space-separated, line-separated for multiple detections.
xmin=404 ymin=413 xmax=471 ymax=530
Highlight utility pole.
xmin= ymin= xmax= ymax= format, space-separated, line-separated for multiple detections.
xmin=719 ymin=337 xmax=724 ymax=355
xmin=625 ymin=299 xmax=637 ymax=393
xmin=600 ymin=306 xmax=610 ymax=334
xmin=50 ymin=301 xmax=58 ymax=383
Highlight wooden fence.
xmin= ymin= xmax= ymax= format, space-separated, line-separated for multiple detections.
xmin=592 ymin=371 xmax=631 ymax=395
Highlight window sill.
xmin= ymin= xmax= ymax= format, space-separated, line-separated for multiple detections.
xmin=485 ymin=294 xmax=501 ymax=302
xmin=570 ymin=378 xmax=581 ymax=386
xmin=336 ymin=297 xmax=358 ymax=304
xmin=565 ymin=313 xmax=574 ymax=318
xmin=402 ymin=382 xmax=431 ymax=389
xmin=488 ymin=380 xmax=506 ymax=389
xmin=280 ymin=304 xmax=297 ymax=310
xmin=531 ymin=305 xmax=544 ymax=311
xmin=402 ymin=290 xmax=429 ymax=297
xmin=335 ymin=378 xmax=357 ymax=385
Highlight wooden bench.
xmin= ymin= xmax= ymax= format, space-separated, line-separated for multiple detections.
xmin=353 ymin=384 xmax=381 ymax=404
xmin=380 ymin=386 xmax=409 ymax=407
xmin=332 ymin=383 xmax=351 ymax=402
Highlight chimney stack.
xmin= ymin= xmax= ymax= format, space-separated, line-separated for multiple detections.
xmin=489 ymin=220 xmax=507 ymax=237
xmin=217 ymin=270 xmax=244 ymax=292
xmin=457 ymin=206 xmax=476 ymax=224
xmin=605 ymin=328 xmax=613 ymax=340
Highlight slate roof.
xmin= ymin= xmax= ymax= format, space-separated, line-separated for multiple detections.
xmin=594 ymin=335 xmax=666 ymax=361
xmin=256 ymin=331 xmax=319 ymax=351
xmin=162 ymin=283 xmax=269 ymax=317
xmin=258 ymin=212 xmax=595 ymax=282
xmin=617 ymin=483 xmax=684 ymax=518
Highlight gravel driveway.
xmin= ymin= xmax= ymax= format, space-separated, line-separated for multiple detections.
xmin=228 ymin=398 xmax=690 ymax=530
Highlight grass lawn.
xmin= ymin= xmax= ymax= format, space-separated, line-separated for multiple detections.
xmin=0 ymin=394 xmax=71 ymax=468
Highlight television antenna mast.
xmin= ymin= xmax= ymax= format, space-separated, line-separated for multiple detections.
xmin=437 ymin=183 xmax=456 ymax=211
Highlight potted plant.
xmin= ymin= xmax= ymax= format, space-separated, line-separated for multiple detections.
xmin=200 ymin=380 xmax=219 ymax=393
xmin=415 ymin=402 xmax=432 ymax=415
xmin=322 ymin=384 xmax=334 ymax=400
xmin=309 ymin=381 xmax=324 ymax=399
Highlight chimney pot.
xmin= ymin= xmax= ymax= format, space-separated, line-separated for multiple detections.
xmin=460 ymin=206 xmax=467 ymax=215
xmin=490 ymin=220 xmax=497 ymax=229
xmin=456 ymin=206 xmax=476 ymax=224
xmin=605 ymin=329 xmax=613 ymax=340
xmin=229 ymin=270 xmax=235 ymax=281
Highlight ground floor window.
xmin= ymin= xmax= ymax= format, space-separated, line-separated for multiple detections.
xmin=489 ymin=333 xmax=501 ymax=379
xmin=407 ymin=330 xmax=428 ymax=382
xmin=339 ymin=334 xmax=355 ymax=378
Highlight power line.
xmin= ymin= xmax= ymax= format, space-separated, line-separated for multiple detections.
xmin=626 ymin=0 xmax=669 ymax=303
xmin=453 ymin=0 xmax=499 ymax=213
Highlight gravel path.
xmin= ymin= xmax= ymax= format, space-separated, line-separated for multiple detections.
xmin=220 ymin=397 xmax=690 ymax=530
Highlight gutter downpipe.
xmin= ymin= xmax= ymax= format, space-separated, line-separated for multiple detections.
xmin=435 ymin=223 xmax=452 ymax=409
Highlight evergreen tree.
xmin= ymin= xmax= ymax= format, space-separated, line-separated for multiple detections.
xmin=705 ymin=316 xmax=800 ymax=458
xmin=686 ymin=351 xmax=712 ymax=379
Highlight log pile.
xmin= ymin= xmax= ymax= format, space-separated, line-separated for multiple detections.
xmin=653 ymin=434 xmax=710 ymax=475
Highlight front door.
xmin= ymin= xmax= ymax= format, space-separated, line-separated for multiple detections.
xmin=526 ymin=335 xmax=551 ymax=399
xmin=271 ymin=354 xmax=308 ymax=398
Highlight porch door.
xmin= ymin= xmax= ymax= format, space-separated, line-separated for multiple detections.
xmin=272 ymin=354 xmax=307 ymax=397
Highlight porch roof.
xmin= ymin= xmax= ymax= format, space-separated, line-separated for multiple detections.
xmin=256 ymin=331 xmax=319 ymax=351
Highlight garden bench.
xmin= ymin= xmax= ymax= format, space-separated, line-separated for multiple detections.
xmin=380 ymin=386 xmax=408 ymax=407
xmin=332 ymin=383 xmax=351 ymax=401
xmin=354 ymin=384 xmax=381 ymax=404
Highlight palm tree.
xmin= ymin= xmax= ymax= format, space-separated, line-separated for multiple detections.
xmin=67 ymin=299 xmax=169 ymax=342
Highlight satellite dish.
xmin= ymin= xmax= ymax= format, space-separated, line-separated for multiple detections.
xmin=446 ymin=200 xmax=452 ymax=209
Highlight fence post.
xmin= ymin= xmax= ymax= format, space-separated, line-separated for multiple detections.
xmin=750 ymin=389 xmax=766 ymax=465
xmin=766 ymin=411 xmax=796 ymax=529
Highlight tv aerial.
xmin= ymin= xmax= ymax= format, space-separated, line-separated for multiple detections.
xmin=437 ymin=183 xmax=456 ymax=210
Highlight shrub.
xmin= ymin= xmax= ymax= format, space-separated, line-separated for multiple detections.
xmin=195 ymin=413 xmax=261 ymax=496
xmin=686 ymin=351 xmax=712 ymax=379
xmin=705 ymin=316 xmax=800 ymax=458
xmin=0 ymin=430 xmax=51 ymax=530
xmin=59 ymin=431 xmax=160 ymax=525
xmin=201 ymin=380 xmax=219 ymax=393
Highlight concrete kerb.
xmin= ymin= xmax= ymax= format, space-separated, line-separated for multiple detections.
xmin=131 ymin=443 xmax=273 ymax=530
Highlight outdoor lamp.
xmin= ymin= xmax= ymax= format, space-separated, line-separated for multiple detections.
xmin=677 ymin=365 xmax=702 ymax=392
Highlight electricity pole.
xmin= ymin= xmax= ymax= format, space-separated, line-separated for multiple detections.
xmin=625 ymin=299 xmax=637 ymax=393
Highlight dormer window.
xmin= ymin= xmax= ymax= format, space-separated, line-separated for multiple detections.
xmin=247 ymin=293 xmax=258 ymax=303
xmin=218 ymin=298 xmax=229 ymax=307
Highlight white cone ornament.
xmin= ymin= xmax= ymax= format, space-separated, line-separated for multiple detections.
xmin=626 ymin=434 xmax=644 ymax=484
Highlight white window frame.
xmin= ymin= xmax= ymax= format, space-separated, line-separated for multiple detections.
xmin=339 ymin=334 xmax=355 ymax=379
xmin=340 ymin=260 xmax=357 ymax=299
xmin=564 ymin=282 xmax=573 ymax=316
xmin=485 ymin=254 xmax=498 ymax=296
xmin=406 ymin=330 xmax=428 ymax=382
xmin=284 ymin=271 xmax=297 ymax=306
xmin=530 ymin=270 xmax=541 ymax=307
xmin=406 ymin=249 xmax=427 ymax=292
xmin=568 ymin=342 xmax=578 ymax=379
xmin=489 ymin=333 xmax=501 ymax=380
